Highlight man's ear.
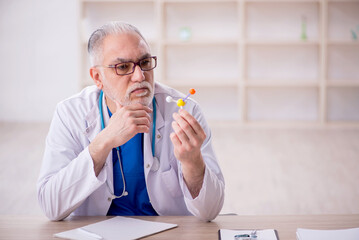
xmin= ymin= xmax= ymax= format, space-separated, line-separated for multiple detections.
xmin=90 ymin=67 xmax=103 ymax=90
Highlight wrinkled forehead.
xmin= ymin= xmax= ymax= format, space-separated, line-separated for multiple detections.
xmin=102 ymin=32 xmax=151 ymax=61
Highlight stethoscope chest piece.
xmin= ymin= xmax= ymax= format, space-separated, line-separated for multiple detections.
xmin=151 ymin=157 xmax=160 ymax=172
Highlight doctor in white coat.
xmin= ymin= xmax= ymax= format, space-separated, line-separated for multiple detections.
xmin=37 ymin=22 xmax=224 ymax=221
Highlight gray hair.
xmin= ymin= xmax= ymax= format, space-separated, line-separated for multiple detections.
xmin=88 ymin=21 xmax=148 ymax=66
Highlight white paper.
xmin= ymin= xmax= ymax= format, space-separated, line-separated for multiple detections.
xmin=219 ymin=229 xmax=277 ymax=240
xmin=296 ymin=227 xmax=359 ymax=240
xmin=54 ymin=216 xmax=177 ymax=240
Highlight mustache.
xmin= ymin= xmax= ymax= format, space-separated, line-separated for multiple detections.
xmin=126 ymin=81 xmax=153 ymax=96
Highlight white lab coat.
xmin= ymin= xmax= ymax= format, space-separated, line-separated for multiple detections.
xmin=37 ymin=82 xmax=225 ymax=221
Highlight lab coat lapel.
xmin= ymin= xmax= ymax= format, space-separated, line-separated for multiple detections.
xmin=83 ymin=92 xmax=114 ymax=193
xmin=144 ymin=97 xmax=165 ymax=175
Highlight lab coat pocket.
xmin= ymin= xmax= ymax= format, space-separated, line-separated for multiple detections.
xmin=161 ymin=166 xmax=183 ymax=198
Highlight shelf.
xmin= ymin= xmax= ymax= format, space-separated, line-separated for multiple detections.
xmin=78 ymin=0 xmax=359 ymax=125
xmin=246 ymin=40 xmax=319 ymax=46
xmin=164 ymin=40 xmax=239 ymax=46
xmin=327 ymin=41 xmax=359 ymax=46
xmin=246 ymin=80 xmax=319 ymax=87
xmin=245 ymin=1 xmax=320 ymax=41
xmin=327 ymin=44 xmax=359 ymax=81
xmin=327 ymin=81 xmax=359 ymax=87
xmin=163 ymin=0 xmax=237 ymax=4
xmin=164 ymin=1 xmax=239 ymax=42
xmin=175 ymin=85 xmax=241 ymax=121
xmin=247 ymin=87 xmax=319 ymax=121
xmin=165 ymin=44 xmax=239 ymax=84
xmin=327 ymin=87 xmax=359 ymax=121
xmin=246 ymin=44 xmax=319 ymax=81
xmin=167 ymin=81 xmax=238 ymax=88
xmin=328 ymin=0 xmax=359 ymax=2
xmin=328 ymin=1 xmax=359 ymax=42
xmin=246 ymin=0 xmax=320 ymax=2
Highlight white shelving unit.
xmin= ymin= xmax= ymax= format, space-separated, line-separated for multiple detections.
xmin=326 ymin=0 xmax=359 ymax=124
xmin=78 ymin=0 xmax=359 ymax=126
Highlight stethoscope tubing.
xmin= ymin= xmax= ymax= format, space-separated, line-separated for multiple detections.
xmin=98 ymin=90 xmax=156 ymax=199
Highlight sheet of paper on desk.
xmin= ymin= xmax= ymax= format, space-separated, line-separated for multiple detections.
xmin=219 ymin=229 xmax=277 ymax=240
xmin=296 ymin=227 xmax=359 ymax=240
xmin=54 ymin=216 xmax=177 ymax=240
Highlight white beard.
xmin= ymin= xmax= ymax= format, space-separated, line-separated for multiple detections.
xmin=103 ymin=80 xmax=154 ymax=107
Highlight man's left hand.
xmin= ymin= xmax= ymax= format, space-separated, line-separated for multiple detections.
xmin=170 ymin=109 xmax=206 ymax=198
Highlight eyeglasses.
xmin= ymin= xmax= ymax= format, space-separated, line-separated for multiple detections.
xmin=95 ymin=56 xmax=157 ymax=76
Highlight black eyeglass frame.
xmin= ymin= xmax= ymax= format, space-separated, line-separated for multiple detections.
xmin=95 ymin=56 xmax=157 ymax=76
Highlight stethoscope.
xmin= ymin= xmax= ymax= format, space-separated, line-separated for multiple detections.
xmin=99 ymin=90 xmax=158 ymax=200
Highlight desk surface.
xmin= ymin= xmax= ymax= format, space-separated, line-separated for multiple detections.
xmin=1 ymin=215 xmax=359 ymax=240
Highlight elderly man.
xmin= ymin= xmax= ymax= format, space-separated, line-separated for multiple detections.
xmin=37 ymin=22 xmax=224 ymax=221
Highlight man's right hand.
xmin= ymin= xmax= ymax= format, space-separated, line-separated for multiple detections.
xmin=89 ymin=101 xmax=152 ymax=176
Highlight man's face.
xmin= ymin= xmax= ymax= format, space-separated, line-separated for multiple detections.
xmin=97 ymin=33 xmax=154 ymax=106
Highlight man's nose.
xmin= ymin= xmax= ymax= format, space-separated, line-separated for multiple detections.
xmin=131 ymin=65 xmax=145 ymax=82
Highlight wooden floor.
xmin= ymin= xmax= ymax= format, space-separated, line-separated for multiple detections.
xmin=0 ymin=122 xmax=358 ymax=215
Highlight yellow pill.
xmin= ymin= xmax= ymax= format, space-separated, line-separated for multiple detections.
xmin=177 ymin=99 xmax=185 ymax=107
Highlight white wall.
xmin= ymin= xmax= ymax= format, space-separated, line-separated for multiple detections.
xmin=0 ymin=0 xmax=80 ymax=122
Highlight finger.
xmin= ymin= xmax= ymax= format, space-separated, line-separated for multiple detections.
xmin=171 ymin=120 xmax=190 ymax=143
xmin=131 ymin=117 xmax=151 ymax=128
xmin=127 ymin=103 xmax=153 ymax=113
xmin=135 ymin=125 xmax=150 ymax=133
xmin=125 ymin=118 xmax=151 ymax=134
xmin=127 ymin=125 xmax=150 ymax=135
xmin=127 ymin=109 xmax=152 ymax=120
xmin=120 ymin=106 xmax=152 ymax=124
xmin=178 ymin=109 xmax=206 ymax=138
xmin=172 ymin=112 xmax=196 ymax=140
xmin=170 ymin=132 xmax=182 ymax=146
